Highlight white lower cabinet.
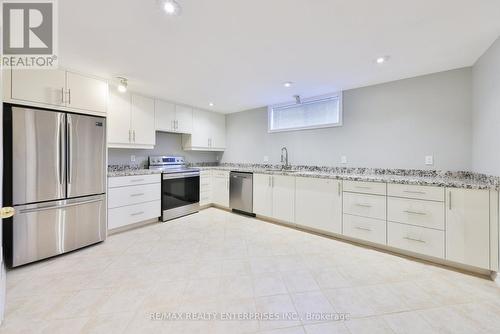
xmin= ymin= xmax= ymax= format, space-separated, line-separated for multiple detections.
xmin=343 ymin=192 xmax=387 ymax=221
xmin=108 ymin=174 xmax=161 ymax=230
xmin=388 ymin=197 xmax=445 ymax=230
xmin=446 ymin=188 xmax=490 ymax=269
xmin=212 ymin=171 xmax=229 ymax=207
xmin=253 ymin=174 xmax=273 ymax=217
xmin=200 ymin=170 xmax=212 ymax=206
xmin=295 ymin=177 xmax=342 ymax=234
xmin=388 ymin=222 xmax=445 ymax=258
xmin=252 ymin=174 xmax=295 ymax=223
xmin=272 ymin=175 xmax=295 ymax=223
xmin=343 ymin=214 xmax=386 ymax=244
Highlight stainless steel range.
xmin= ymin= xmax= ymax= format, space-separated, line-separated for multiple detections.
xmin=149 ymin=156 xmax=200 ymax=221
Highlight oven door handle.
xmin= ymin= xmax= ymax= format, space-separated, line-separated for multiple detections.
xmin=163 ymin=172 xmax=200 ymax=180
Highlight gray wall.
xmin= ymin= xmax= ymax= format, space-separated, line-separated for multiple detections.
xmin=472 ymin=37 xmax=500 ymax=176
xmin=221 ymin=68 xmax=473 ymax=170
xmin=108 ymin=132 xmax=218 ymax=167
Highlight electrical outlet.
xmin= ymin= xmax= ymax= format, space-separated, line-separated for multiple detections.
xmin=263 ymin=156 xmax=269 ymax=162
xmin=130 ymin=155 xmax=136 ymax=162
xmin=340 ymin=155 xmax=348 ymax=164
xmin=425 ymin=155 xmax=434 ymax=165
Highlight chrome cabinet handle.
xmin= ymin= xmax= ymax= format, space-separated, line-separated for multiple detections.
xmin=403 ymin=190 xmax=426 ymax=195
xmin=356 ymin=186 xmax=371 ymax=189
xmin=133 ymin=130 xmax=136 ymax=142
xmin=448 ymin=191 xmax=452 ymax=210
xmin=61 ymin=87 xmax=65 ymax=103
xmin=130 ymin=211 xmax=144 ymax=216
xmin=355 ymin=226 xmax=371 ymax=231
xmin=404 ymin=210 xmax=426 ymax=215
xmin=338 ymin=182 xmax=341 ymax=196
xmin=130 ymin=193 xmax=144 ymax=197
xmin=355 ymin=203 xmax=372 ymax=208
xmin=129 ymin=129 xmax=132 ymax=142
xmin=130 ymin=178 xmax=145 ymax=183
xmin=404 ymin=236 xmax=426 ymax=243
xmin=67 ymin=89 xmax=71 ymax=104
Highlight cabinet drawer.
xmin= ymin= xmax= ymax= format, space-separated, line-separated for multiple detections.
xmin=388 ymin=197 xmax=445 ymax=230
xmin=343 ymin=180 xmax=386 ymax=195
xmin=343 ymin=192 xmax=386 ymax=220
xmin=108 ymin=174 xmax=160 ymax=188
xmin=108 ymin=183 xmax=160 ymax=209
xmin=212 ymin=170 xmax=229 ymax=178
xmin=387 ymin=222 xmax=444 ymax=259
xmin=388 ymin=184 xmax=444 ymax=202
xmin=108 ymin=200 xmax=160 ymax=230
xmin=200 ymin=170 xmax=212 ymax=177
xmin=343 ymin=214 xmax=386 ymax=245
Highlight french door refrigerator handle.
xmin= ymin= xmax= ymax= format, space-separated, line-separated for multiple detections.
xmin=67 ymin=115 xmax=72 ymax=184
xmin=58 ymin=114 xmax=64 ymax=184
xmin=18 ymin=198 xmax=104 ymax=214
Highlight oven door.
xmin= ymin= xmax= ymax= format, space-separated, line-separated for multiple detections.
xmin=161 ymin=172 xmax=200 ymax=221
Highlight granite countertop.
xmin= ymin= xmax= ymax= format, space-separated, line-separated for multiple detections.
xmin=107 ymin=164 xmax=499 ymax=191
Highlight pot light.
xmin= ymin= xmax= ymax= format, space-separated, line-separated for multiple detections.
xmin=161 ymin=0 xmax=181 ymax=15
xmin=283 ymin=81 xmax=293 ymax=88
xmin=117 ymin=77 xmax=128 ymax=93
xmin=376 ymin=56 xmax=390 ymax=64
xmin=209 ymin=102 xmax=214 ymax=107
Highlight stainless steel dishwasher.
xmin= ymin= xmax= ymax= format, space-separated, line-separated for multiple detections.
xmin=229 ymin=172 xmax=254 ymax=216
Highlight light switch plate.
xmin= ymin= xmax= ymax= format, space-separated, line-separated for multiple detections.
xmin=263 ymin=156 xmax=269 ymax=162
xmin=130 ymin=155 xmax=136 ymax=162
xmin=340 ymin=156 xmax=348 ymax=164
xmin=425 ymin=155 xmax=434 ymax=165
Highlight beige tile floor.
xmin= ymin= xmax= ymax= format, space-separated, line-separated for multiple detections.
xmin=2 ymin=207 xmax=500 ymax=334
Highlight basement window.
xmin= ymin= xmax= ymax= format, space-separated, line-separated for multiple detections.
xmin=268 ymin=92 xmax=343 ymax=133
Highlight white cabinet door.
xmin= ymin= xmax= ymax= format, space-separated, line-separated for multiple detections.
xmin=175 ymin=105 xmax=193 ymax=134
xmin=130 ymin=94 xmax=155 ymax=146
xmin=190 ymin=108 xmax=212 ymax=148
xmin=295 ymin=177 xmax=342 ymax=234
xmin=253 ymin=174 xmax=273 ymax=217
xmin=155 ymin=99 xmax=175 ymax=132
xmin=212 ymin=175 xmax=229 ymax=207
xmin=446 ymin=188 xmax=490 ymax=269
xmin=210 ymin=112 xmax=226 ymax=150
xmin=66 ymin=71 xmax=108 ymax=113
xmin=272 ymin=175 xmax=295 ymax=223
xmin=107 ymin=86 xmax=132 ymax=145
xmin=11 ymin=68 xmax=66 ymax=106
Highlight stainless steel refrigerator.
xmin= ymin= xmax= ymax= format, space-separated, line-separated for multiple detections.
xmin=3 ymin=105 xmax=107 ymax=267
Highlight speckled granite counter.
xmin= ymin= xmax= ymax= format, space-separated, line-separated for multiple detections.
xmin=108 ymin=164 xmax=500 ymax=191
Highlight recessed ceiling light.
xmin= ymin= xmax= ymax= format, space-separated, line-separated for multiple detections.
xmin=376 ymin=56 xmax=390 ymax=64
xmin=283 ymin=81 xmax=293 ymax=88
xmin=209 ymin=102 xmax=214 ymax=107
xmin=117 ymin=77 xmax=128 ymax=93
xmin=162 ymin=0 xmax=181 ymax=15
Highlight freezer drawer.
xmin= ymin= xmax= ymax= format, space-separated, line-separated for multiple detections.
xmin=10 ymin=195 xmax=106 ymax=267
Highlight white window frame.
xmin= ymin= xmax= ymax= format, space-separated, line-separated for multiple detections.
xmin=267 ymin=91 xmax=343 ymax=133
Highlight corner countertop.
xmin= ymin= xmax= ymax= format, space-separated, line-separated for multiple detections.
xmin=107 ymin=164 xmax=499 ymax=191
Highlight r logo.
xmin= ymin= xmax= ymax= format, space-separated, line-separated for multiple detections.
xmin=3 ymin=2 xmax=53 ymax=55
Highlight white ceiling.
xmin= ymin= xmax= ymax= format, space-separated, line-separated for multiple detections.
xmin=59 ymin=0 xmax=500 ymax=113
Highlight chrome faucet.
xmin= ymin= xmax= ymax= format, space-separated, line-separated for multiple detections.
xmin=281 ymin=147 xmax=290 ymax=170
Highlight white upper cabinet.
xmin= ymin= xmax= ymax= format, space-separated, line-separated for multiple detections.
xmin=108 ymin=87 xmax=155 ymax=149
xmin=175 ymin=105 xmax=193 ymax=134
xmin=108 ymin=86 xmax=132 ymax=145
xmin=11 ymin=68 xmax=66 ymax=106
xmin=253 ymin=174 xmax=273 ymax=217
xmin=131 ymin=94 xmax=156 ymax=146
xmin=446 ymin=188 xmax=490 ymax=269
xmin=210 ymin=112 xmax=226 ymax=150
xmin=8 ymin=68 xmax=107 ymax=115
xmin=155 ymin=99 xmax=176 ymax=132
xmin=66 ymin=71 xmax=108 ymax=113
xmin=155 ymin=100 xmax=193 ymax=134
xmin=182 ymin=108 xmax=226 ymax=151
xmin=295 ymin=177 xmax=342 ymax=234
